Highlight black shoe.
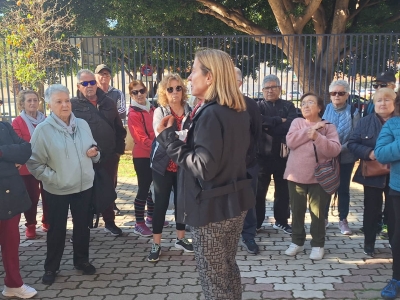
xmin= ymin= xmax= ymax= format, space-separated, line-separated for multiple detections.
xmin=104 ymin=222 xmax=122 ymax=236
xmin=363 ymin=244 xmax=375 ymax=257
xmin=148 ymin=243 xmax=161 ymax=262
xmin=42 ymin=271 xmax=56 ymax=285
xmin=175 ymin=238 xmax=194 ymax=252
xmin=242 ymin=239 xmax=260 ymax=254
xmin=74 ymin=262 xmax=96 ymax=275
xmin=273 ymin=222 xmax=292 ymax=234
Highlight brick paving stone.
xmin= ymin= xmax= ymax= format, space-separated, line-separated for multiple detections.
xmin=134 ymin=294 xmax=167 ymax=300
xmin=324 ymin=290 xmax=356 ymax=298
xmin=355 ymin=289 xmax=382 ymax=299
xmin=284 ymin=277 xmax=313 ymax=284
xmin=89 ymin=287 xmax=122 ymax=296
xmin=242 ymin=291 xmax=263 ymax=299
xmin=274 ymin=283 xmax=303 ymax=291
xmin=293 ymin=290 xmax=325 ymax=298
xmin=244 ymin=283 xmax=274 ymax=292
xmin=342 ymin=275 xmax=373 ymax=283
xmin=261 ymin=291 xmax=293 ymax=299
xmin=166 ymin=293 xmax=202 ymax=300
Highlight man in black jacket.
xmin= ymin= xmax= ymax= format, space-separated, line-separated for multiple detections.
xmin=71 ymin=69 xmax=127 ymax=236
xmin=256 ymin=75 xmax=298 ymax=234
xmin=235 ymin=67 xmax=262 ymax=254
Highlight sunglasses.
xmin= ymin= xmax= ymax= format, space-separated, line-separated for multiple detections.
xmin=329 ymin=91 xmax=347 ymax=96
xmin=167 ymin=86 xmax=183 ymax=93
xmin=373 ymin=83 xmax=388 ymax=89
xmin=131 ymin=88 xmax=146 ymax=95
xmin=79 ymin=80 xmax=96 ymax=87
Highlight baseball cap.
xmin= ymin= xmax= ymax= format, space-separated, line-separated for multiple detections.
xmin=95 ymin=64 xmax=112 ymax=74
xmin=374 ymin=71 xmax=396 ymax=83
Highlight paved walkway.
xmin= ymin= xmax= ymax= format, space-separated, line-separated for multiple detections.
xmin=0 ymin=177 xmax=391 ymax=300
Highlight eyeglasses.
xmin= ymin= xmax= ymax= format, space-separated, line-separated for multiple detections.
xmin=262 ymin=86 xmax=280 ymax=91
xmin=329 ymin=91 xmax=347 ymax=96
xmin=131 ymin=88 xmax=146 ymax=95
xmin=301 ymin=100 xmax=317 ymax=107
xmin=166 ymin=86 xmax=183 ymax=93
xmin=373 ymin=83 xmax=388 ymax=89
xmin=78 ymin=80 xmax=97 ymax=87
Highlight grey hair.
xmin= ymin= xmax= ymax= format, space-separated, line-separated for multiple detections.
xmin=77 ymin=69 xmax=95 ymax=81
xmin=44 ymin=84 xmax=70 ymax=103
xmin=262 ymin=74 xmax=280 ymax=87
xmin=234 ymin=67 xmax=242 ymax=81
xmin=329 ymin=80 xmax=350 ymax=93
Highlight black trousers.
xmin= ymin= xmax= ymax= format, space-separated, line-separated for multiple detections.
xmin=44 ymin=188 xmax=92 ymax=272
xmin=391 ymin=197 xmax=400 ymax=280
xmin=152 ymin=170 xmax=185 ymax=234
xmin=256 ymin=156 xmax=290 ymax=228
xmin=133 ymin=158 xmax=153 ymax=200
xmin=363 ymin=183 xmax=393 ymax=247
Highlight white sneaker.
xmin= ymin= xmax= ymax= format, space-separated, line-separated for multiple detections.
xmin=285 ymin=243 xmax=304 ymax=256
xmin=2 ymin=284 xmax=37 ymax=299
xmin=309 ymin=247 xmax=324 ymax=260
xmin=338 ymin=219 xmax=352 ymax=235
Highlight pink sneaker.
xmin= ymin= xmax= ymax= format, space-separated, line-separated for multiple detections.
xmin=134 ymin=223 xmax=152 ymax=237
xmin=145 ymin=217 xmax=169 ymax=228
xmin=25 ymin=225 xmax=36 ymax=240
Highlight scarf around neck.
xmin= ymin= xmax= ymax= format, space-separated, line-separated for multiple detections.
xmin=20 ymin=110 xmax=46 ymax=136
xmin=51 ymin=112 xmax=77 ymax=135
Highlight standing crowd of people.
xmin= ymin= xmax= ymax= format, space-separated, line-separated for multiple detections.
xmin=0 ymin=51 xmax=400 ymax=299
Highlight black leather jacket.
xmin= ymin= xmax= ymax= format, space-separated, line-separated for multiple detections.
xmin=157 ymin=100 xmax=255 ymax=227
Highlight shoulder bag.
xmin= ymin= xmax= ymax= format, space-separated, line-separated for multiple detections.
xmin=313 ymin=144 xmax=340 ymax=195
xmin=361 ymin=160 xmax=390 ymax=177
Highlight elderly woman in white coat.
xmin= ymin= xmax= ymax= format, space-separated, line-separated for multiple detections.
xmin=27 ymin=84 xmax=100 ymax=286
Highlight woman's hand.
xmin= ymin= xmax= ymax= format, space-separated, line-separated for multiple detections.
xmin=307 ymin=128 xmax=318 ymax=141
xmin=157 ymin=115 xmax=175 ymax=134
xmin=15 ymin=163 xmax=22 ymax=169
xmin=86 ymin=146 xmax=98 ymax=158
xmin=311 ymin=122 xmax=326 ymax=131
xmin=369 ymin=150 xmax=376 ymax=160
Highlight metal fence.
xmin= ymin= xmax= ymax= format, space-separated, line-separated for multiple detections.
xmin=1 ymin=33 xmax=399 ymax=121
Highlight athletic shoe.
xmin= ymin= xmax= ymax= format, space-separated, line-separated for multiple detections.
xmin=309 ymin=247 xmax=324 ymax=260
xmin=134 ymin=223 xmax=152 ymax=237
xmin=25 ymin=225 xmax=36 ymax=240
xmin=273 ymin=222 xmax=292 ymax=234
xmin=74 ymin=262 xmax=96 ymax=275
xmin=364 ymin=244 xmax=375 ymax=257
xmin=241 ymin=239 xmax=259 ymax=254
xmin=285 ymin=243 xmax=304 ymax=256
xmin=380 ymin=224 xmax=389 ymax=240
xmin=175 ymin=238 xmax=194 ymax=252
xmin=42 ymin=223 xmax=50 ymax=232
xmin=104 ymin=222 xmax=122 ymax=236
xmin=338 ymin=219 xmax=352 ymax=235
xmin=42 ymin=271 xmax=56 ymax=285
xmin=148 ymin=243 xmax=161 ymax=262
xmin=381 ymin=279 xmax=400 ymax=300
xmin=145 ymin=217 xmax=169 ymax=228
xmin=2 ymin=284 xmax=37 ymax=298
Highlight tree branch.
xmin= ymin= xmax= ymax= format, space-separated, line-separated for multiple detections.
xmin=378 ymin=11 xmax=400 ymax=25
xmin=294 ymin=0 xmax=323 ymax=33
xmin=348 ymin=0 xmax=381 ymax=21
xmin=267 ymin=0 xmax=295 ymax=34
xmin=196 ymin=0 xmax=274 ymax=35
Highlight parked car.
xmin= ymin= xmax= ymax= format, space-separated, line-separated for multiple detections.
xmin=287 ymin=91 xmax=302 ymax=101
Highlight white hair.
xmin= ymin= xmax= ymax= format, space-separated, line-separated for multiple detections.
xmin=44 ymin=84 xmax=70 ymax=103
xmin=329 ymin=80 xmax=350 ymax=93
xmin=77 ymin=69 xmax=95 ymax=81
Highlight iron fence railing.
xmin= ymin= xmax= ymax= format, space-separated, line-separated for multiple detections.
xmin=1 ymin=33 xmax=399 ymax=121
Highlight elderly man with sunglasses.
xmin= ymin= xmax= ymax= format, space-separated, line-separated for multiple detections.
xmin=71 ymin=69 xmax=127 ymax=236
xmin=364 ymin=71 xmax=397 ymax=117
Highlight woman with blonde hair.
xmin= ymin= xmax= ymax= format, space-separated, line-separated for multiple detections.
xmin=148 ymin=73 xmax=193 ymax=262
xmin=12 ymin=90 xmax=48 ymax=239
xmin=156 ymin=48 xmax=254 ymax=300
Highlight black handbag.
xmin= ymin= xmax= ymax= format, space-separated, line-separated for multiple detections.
xmin=89 ymin=167 xmax=117 ymax=228
xmin=258 ymin=130 xmax=273 ymax=157
xmin=0 ymin=174 xmax=31 ymax=220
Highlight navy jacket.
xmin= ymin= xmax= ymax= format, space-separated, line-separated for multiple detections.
xmin=348 ymin=113 xmax=387 ymax=188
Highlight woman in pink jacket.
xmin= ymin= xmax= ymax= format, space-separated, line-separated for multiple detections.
xmin=283 ymin=93 xmax=341 ymax=260
xmin=12 ymin=90 xmax=48 ymax=239
xmin=127 ymin=80 xmax=156 ymax=237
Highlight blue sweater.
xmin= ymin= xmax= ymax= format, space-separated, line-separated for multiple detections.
xmin=375 ymin=116 xmax=400 ymax=192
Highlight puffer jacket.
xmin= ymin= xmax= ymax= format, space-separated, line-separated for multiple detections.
xmin=27 ymin=114 xmax=100 ymax=195
xmin=71 ymin=89 xmax=126 ymax=160
xmin=348 ymin=113 xmax=388 ymax=188
xmin=375 ymin=116 xmax=400 ymax=192
xmin=0 ymin=122 xmax=32 ymax=219
xmin=127 ymin=101 xmax=155 ymax=158
xmin=151 ymin=104 xmax=191 ymax=175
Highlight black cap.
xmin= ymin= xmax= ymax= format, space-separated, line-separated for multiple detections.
xmin=95 ymin=64 xmax=112 ymax=74
xmin=374 ymin=71 xmax=396 ymax=83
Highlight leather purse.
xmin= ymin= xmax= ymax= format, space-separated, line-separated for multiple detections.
xmin=361 ymin=160 xmax=390 ymax=177
xmin=280 ymin=142 xmax=290 ymax=158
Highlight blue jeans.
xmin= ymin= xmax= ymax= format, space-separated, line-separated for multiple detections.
xmin=325 ymin=162 xmax=355 ymax=220
xmin=242 ymin=163 xmax=259 ymax=240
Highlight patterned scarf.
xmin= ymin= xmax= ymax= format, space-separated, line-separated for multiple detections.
xmin=20 ymin=110 xmax=46 ymax=136
xmin=51 ymin=112 xmax=77 ymax=135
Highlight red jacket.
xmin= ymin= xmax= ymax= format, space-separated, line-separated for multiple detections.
xmin=12 ymin=116 xmax=35 ymax=175
xmin=128 ymin=105 xmax=155 ymax=158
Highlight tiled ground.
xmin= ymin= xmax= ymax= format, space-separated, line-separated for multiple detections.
xmin=0 ymin=176 xmax=391 ymax=300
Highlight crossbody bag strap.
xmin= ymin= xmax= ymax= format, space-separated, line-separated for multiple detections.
xmin=140 ymin=111 xmax=150 ymax=138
